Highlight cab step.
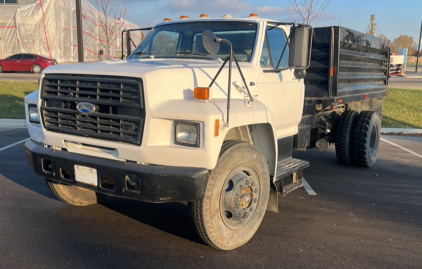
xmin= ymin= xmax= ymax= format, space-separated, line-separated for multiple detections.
xmin=276 ymin=158 xmax=309 ymax=181
xmin=275 ymin=158 xmax=309 ymax=197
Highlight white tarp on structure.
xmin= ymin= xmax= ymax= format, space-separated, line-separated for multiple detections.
xmin=0 ymin=0 xmax=143 ymax=62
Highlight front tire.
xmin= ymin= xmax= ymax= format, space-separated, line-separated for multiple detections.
xmin=0 ymin=65 xmax=3 ymax=73
xmin=189 ymin=141 xmax=270 ymax=250
xmin=352 ymin=111 xmax=381 ymax=168
xmin=46 ymin=179 xmax=107 ymax=206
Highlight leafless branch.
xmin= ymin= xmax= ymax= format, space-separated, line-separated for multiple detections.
xmin=84 ymin=0 xmax=127 ymax=60
xmin=289 ymin=0 xmax=331 ymax=24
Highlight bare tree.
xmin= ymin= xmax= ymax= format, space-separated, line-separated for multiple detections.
xmin=367 ymin=14 xmax=377 ymax=36
xmin=85 ymin=0 xmax=127 ymax=60
xmin=289 ymin=0 xmax=331 ymax=25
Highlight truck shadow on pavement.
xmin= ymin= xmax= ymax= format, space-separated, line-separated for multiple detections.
xmin=99 ymin=198 xmax=204 ymax=245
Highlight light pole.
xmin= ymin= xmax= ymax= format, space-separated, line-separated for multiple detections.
xmin=75 ymin=0 xmax=84 ymax=62
xmin=416 ymin=18 xmax=422 ymax=73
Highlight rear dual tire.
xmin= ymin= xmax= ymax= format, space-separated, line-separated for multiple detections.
xmin=351 ymin=111 xmax=381 ymax=168
xmin=335 ymin=110 xmax=381 ymax=168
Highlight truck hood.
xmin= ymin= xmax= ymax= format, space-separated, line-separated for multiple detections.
xmin=43 ymin=59 xmax=258 ymax=112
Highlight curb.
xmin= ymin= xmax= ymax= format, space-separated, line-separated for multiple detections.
xmin=381 ymin=128 xmax=422 ymax=134
xmin=0 ymin=119 xmax=26 ymax=127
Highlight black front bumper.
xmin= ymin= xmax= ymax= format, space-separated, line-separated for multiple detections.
xmin=25 ymin=140 xmax=209 ymax=203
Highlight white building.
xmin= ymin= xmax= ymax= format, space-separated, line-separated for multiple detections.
xmin=0 ymin=0 xmax=142 ymax=61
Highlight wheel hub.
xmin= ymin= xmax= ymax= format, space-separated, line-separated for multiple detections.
xmin=220 ymin=167 xmax=260 ymax=229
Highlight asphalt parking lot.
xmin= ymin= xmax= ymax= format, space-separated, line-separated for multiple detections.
xmin=0 ymin=127 xmax=421 ymax=269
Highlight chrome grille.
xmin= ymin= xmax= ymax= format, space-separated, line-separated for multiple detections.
xmin=41 ymin=74 xmax=145 ymax=145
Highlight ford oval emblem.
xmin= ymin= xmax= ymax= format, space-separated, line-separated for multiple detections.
xmin=76 ymin=102 xmax=96 ymax=113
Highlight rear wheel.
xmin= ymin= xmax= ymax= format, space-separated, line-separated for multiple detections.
xmin=46 ymin=179 xmax=107 ymax=206
xmin=0 ymin=65 xmax=3 ymax=73
xmin=352 ymin=111 xmax=381 ymax=168
xmin=32 ymin=64 xmax=42 ymax=73
xmin=335 ymin=110 xmax=359 ymax=165
xmin=189 ymin=141 xmax=270 ymax=250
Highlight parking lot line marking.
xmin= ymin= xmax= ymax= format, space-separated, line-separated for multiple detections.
xmin=381 ymin=138 xmax=422 ymax=159
xmin=303 ymin=179 xmax=317 ymax=195
xmin=0 ymin=138 xmax=29 ymax=152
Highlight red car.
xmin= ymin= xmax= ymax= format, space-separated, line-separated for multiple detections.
xmin=0 ymin=53 xmax=58 ymax=73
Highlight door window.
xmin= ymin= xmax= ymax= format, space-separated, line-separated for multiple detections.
xmin=9 ymin=54 xmax=22 ymax=60
xmin=260 ymin=27 xmax=289 ymax=69
xmin=23 ymin=55 xmax=37 ymax=60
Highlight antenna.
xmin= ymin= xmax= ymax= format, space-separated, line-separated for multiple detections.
xmin=233 ymin=0 xmax=241 ymax=17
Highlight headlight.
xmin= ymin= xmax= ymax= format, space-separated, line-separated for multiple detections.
xmin=28 ymin=104 xmax=40 ymax=124
xmin=174 ymin=121 xmax=200 ymax=147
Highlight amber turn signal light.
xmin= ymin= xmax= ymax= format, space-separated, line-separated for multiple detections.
xmin=163 ymin=18 xmax=172 ymax=22
xmin=180 ymin=15 xmax=189 ymax=20
xmin=194 ymin=87 xmax=210 ymax=100
xmin=215 ymin=119 xmax=220 ymax=137
xmin=249 ymin=13 xmax=259 ymax=18
xmin=200 ymin=14 xmax=209 ymax=18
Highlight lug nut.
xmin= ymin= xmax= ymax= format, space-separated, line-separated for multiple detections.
xmin=235 ymin=204 xmax=239 ymax=208
xmin=246 ymin=180 xmax=250 ymax=185
xmin=250 ymin=207 xmax=254 ymax=211
xmin=254 ymin=189 xmax=258 ymax=193
xmin=254 ymin=198 xmax=257 ymax=203
xmin=251 ymin=182 xmax=256 ymax=187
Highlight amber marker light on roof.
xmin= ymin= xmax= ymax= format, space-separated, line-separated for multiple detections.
xmin=163 ymin=18 xmax=172 ymax=22
xmin=200 ymin=14 xmax=209 ymax=18
xmin=194 ymin=87 xmax=210 ymax=100
xmin=249 ymin=13 xmax=259 ymax=17
xmin=180 ymin=15 xmax=189 ymax=20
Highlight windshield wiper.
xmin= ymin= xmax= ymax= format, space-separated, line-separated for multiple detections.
xmin=177 ymin=52 xmax=222 ymax=61
xmin=133 ymin=51 xmax=154 ymax=59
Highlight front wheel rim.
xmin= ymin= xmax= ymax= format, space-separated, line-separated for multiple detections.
xmin=219 ymin=164 xmax=261 ymax=230
xmin=33 ymin=66 xmax=40 ymax=72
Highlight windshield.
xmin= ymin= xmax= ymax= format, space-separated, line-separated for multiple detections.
xmin=130 ymin=21 xmax=257 ymax=62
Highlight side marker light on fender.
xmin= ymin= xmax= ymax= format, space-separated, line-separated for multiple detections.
xmin=215 ymin=119 xmax=220 ymax=137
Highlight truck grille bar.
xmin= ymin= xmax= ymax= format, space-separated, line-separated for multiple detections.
xmin=41 ymin=74 xmax=145 ymax=145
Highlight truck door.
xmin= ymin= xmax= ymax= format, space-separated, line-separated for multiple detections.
xmin=256 ymin=26 xmax=304 ymax=139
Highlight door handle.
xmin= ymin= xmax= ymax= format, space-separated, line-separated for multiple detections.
xmin=16 ymin=61 xmax=20 ymax=62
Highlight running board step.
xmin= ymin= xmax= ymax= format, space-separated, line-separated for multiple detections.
xmin=282 ymin=181 xmax=303 ymax=197
xmin=276 ymin=158 xmax=310 ymax=181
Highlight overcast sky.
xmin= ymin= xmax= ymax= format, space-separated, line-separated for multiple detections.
xmin=122 ymin=0 xmax=422 ymax=44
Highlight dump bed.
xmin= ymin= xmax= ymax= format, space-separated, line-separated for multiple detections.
xmin=305 ymin=26 xmax=390 ymax=102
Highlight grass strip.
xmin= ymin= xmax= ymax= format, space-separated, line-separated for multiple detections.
xmin=0 ymin=81 xmax=38 ymax=119
xmin=383 ymin=88 xmax=422 ymax=128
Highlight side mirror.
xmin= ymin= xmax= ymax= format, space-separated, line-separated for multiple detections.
xmin=289 ymin=25 xmax=312 ymax=70
xmin=202 ymin=30 xmax=220 ymax=55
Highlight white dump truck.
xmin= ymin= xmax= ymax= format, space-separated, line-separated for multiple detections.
xmin=25 ymin=14 xmax=389 ymax=250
